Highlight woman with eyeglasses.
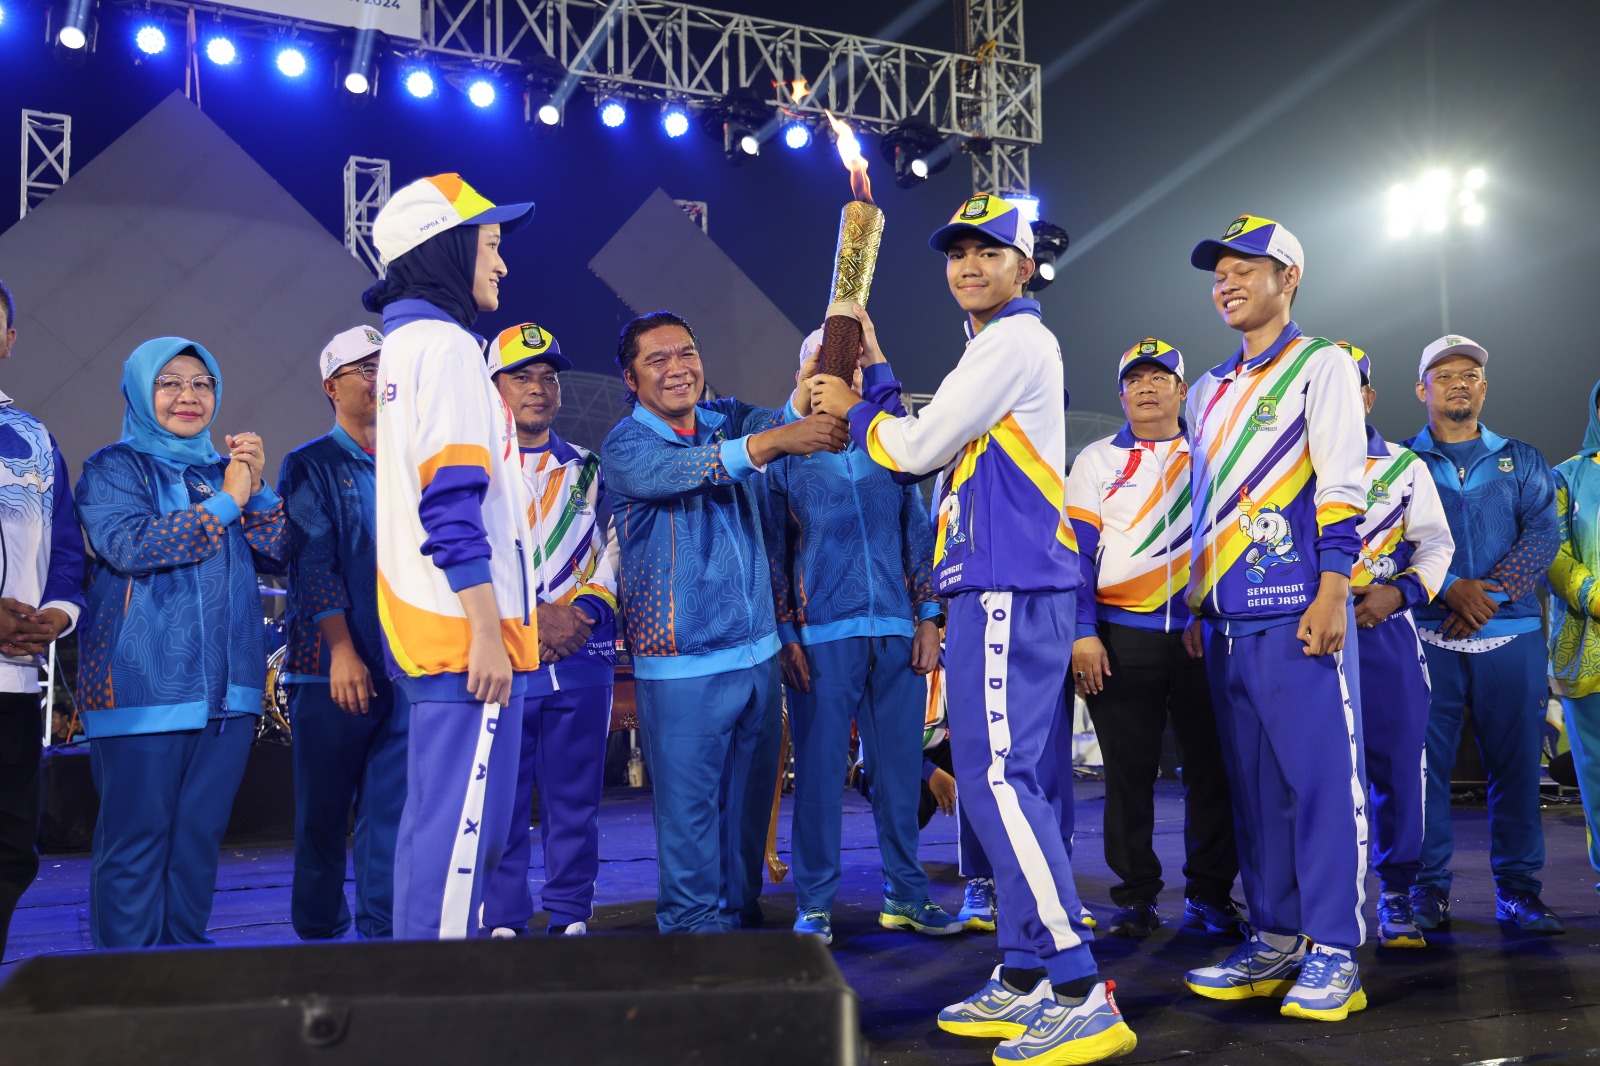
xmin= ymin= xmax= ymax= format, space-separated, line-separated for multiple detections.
xmin=73 ymin=337 xmax=286 ymax=947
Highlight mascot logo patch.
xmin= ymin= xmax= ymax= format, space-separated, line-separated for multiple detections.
xmin=1237 ymin=485 xmax=1301 ymax=585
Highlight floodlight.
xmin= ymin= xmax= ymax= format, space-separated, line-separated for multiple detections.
xmin=598 ymin=97 xmax=627 ymax=128
xmin=134 ymin=25 xmax=165 ymax=55
xmin=662 ymin=104 xmax=690 ymax=138
xmin=1025 ymin=222 xmax=1070 ymax=293
xmin=881 ymin=120 xmax=948 ymax=189
xmin=467 ymin=78 xmax=495 ymax=108
xmin=275 ymin=46 xmax=307 ymax=78
xmin=783 ymin=122 xmax=811 ymax=150
xmin=205 ymin=36 xmax=236 ymax=65
xmin=404 ymin=69 xmax=434 ymax=98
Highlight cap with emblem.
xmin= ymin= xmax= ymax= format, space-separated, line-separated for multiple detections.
xmin=1117 ymin=338 xmax=1184 ymax=385
xmin=1190 ymin=214 xmax=1305 ymax=274
xmin=372 ymin=173 xmax=534 ymax=265
xmin=320 ymin=325 xmax=385 ymax=381
xmin=1417 ymin=333 xmax=1488 ymax=381
xmin=491 ymin=322 xmax=572 ymax=376
xmin=1335 ymin=341 xmax=1371 ymax=386
xmin=928 ymin=192 xmax=1035 ymax=259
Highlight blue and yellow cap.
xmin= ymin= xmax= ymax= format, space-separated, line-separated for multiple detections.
xmin=1118 ymin=338 xmax=1184 ymax=385
xmin=1190 ymin=214 xmax=1305 ymax=273
xmin=1336 ymin=341 xmax=1371 ymax=385
xmin=491 ymin=322 xmax=571 ymax=376
xmin=928 ymin=193 xmax=1035 ymax=259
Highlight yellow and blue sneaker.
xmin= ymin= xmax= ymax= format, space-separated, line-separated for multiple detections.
xmin=881 ymin=896 xmax=964 ymax=936
xmin=938 ymin=965 xmax=1055 ymax=1039
xmin=1185 ymin=933 xmax=1306 ymax=1000
xmin=1279 ymin=947 xmax=1366 ymax=1021
xmin=793 ymin=909 xmax=833 ymax=946
xmin=960 ymin=878 xmax=998 ymax=932
xmin=991 ymin=980 xmax=1138 ymax=1064
xmin=1377 ymin=892 xmax=1426 ymax=948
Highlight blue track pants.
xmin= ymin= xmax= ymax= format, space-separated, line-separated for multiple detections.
xmin=1419 ymin=631 xmax=1547 ymax=893
xmin=636 ymin=660 xmax=781 ymax=933
xmin=288 ymin=679 xmax=409 ymax=939
xmin=392 ymin=695 xmax=523 ymax=939
xmin=787 ymin=635 xmax=930 ymax=913
xmin=1203 ymin=609 xmax=1367 ymax=950
xmin=1356 ymin=612 xmax=1431 ymax=893
xmin=482 ymin=683 xmax=612 ymax=931
xmin=1562 ymin=691 xmax=1600 ymax=889
xmin=946 ymin=590 xmax=1095 ymax=986
xmin=89 ymin=718 xmax=253 ymax=948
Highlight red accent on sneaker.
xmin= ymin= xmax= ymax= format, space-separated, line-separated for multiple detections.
xmin=1104 ymin=980 xmax=1121 ymax=1015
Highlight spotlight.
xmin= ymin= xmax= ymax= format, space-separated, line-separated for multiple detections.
xmin=782 ymin=122 xmax=811 ymax=150
xmin=338 ymin=29 xmax=381 ymax=99
xmin=134 ymin=25 xmax=166 ymax=55
xmin=598 ymin=96 xmax=627 ymax=128
xmin=881 ymin=120 xmax=948 ymax=189
xmin=275 ymin=46 xmax=307 ymax=77
xmin=1007 ymin=194 xmax=1041 ymax=225
xmin=404 ymin=68 xmax=434 ymax=98
xmin=467 ymin=78 xmax=495 ymax=108
xmin=58 ymin=25 xmax=86 ymax=48
xmin=709 ymin=90 xmax=768 ymax=166
xmin=205 ymin=36 xmax=236 ymax=65
xmin=523 ymin=53 xmax=566 ymax=131
xmin=662 ymin=103 xmax=690 ymax=139
xmin=1025 ymin=222 xmax=1070 ymax=293
xmin=535 ymin=101 xmax=561 ymax=126
xmin=1463 ymin=202 xmax=1486 ymax=226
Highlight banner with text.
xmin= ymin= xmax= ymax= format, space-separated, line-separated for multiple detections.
xmin=223 ymin=0 xmax=421 ymax=40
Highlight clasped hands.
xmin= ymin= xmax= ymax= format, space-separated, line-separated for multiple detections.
xmin=0 ymin=597 xmax=70 ymax=659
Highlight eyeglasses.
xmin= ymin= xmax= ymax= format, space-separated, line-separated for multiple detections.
xmin=330 ymin=364 xmax=380 ymax=382
xmin=153 ymin=375 xmax=219 ymax=396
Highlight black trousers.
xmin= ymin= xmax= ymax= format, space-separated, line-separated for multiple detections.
xmin=0 ymin=692 xmax=43 ymax=961
xmin=1085 ymin=622 xmax=1237 ymax=907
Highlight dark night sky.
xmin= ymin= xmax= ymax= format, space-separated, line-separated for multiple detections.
xmin=2 ymin=0 xmax=1597 ymax=460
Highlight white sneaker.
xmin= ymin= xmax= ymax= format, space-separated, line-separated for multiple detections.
xmin=489 ymin=927 xmax=520 ymax=939
xmin=550 ymin=920 xmax=588 ymax=936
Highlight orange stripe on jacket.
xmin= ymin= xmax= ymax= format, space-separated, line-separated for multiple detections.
xmin=418 ymin=444 xmax=493 ymax=489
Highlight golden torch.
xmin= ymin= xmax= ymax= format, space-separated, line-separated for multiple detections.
xmin=818 ymin=112 xmax=883 ymax=382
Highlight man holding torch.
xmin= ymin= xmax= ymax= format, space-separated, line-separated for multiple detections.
xmin=811 ymin=193 xmax=1138 ymax=1066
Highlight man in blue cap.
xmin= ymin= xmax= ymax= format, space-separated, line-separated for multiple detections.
xmin=812 ymin=193 xmax=1137 ymax=1066
xmin=481 ymin=323 xmax=619 ymax=938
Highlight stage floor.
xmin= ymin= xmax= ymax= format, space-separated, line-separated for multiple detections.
xmin=7 ymin=778 xmax=1600 ymax=1064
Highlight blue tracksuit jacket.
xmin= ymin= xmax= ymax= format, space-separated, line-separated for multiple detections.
xmin=1403 ymin=424 xmax=1558 ymax=638
xmin=601 ymin=398 xmax=789 ymax=679
xmin=277 ymin=425 xmax=381 ymax=681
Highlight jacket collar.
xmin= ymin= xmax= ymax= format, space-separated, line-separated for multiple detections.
xmin=1365 ymin=423 xmax=1388 ymax=459
xmin=381 ymin=299 xmax=487 ymax=350
xmin=963 ymin=297 xmax=1042 ymax=341
xmin=521 ymin=430 xmax=583 ymax=465
xmin=630 ymin=402 xmax=725 ymax=444
xmin=1110 ymin=418 xmax=1189 ymax=450
xmin=329 ymin=423 xmax=375 ymax=465
xmin=1409 ymin=422 xmax=1508 ymax=458
xmin=1208 ymin=321 xmax=1304 ymax=380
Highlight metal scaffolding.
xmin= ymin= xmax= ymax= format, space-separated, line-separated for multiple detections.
xmin=122 ymin=0 xmax=1040 ymax=193
xmin=20 ymin=111 xmax=72 ymax=220
xmin=344 ymin=156 xmax=392 ymax=278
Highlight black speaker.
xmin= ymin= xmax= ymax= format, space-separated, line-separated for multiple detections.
xmin=0 ymin=933 xmax=862 ymax=1064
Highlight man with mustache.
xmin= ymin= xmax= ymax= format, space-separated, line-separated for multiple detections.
xmin=1402 ymin=335 xmax=1562 ymax=934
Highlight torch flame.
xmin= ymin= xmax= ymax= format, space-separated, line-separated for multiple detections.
xmin=824 ymin=109 xmax=873 ymax=204
xmin=790 ymin=77 xmax=810 ymax=104
xmin=1238 ymin=484 xmax=1261 ymax=521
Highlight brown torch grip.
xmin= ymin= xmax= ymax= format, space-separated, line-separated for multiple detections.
xmin=818 ymin=314 xmax=862 ymax=383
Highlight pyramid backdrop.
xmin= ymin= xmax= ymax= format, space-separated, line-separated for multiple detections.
xmin=0 ymin=92 xmax=382 ymax=483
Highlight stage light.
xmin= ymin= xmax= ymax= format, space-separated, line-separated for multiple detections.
xmin=709 ymin=90 xmax=768 ymax=167
xmin=1386 ymin=166 xmax=1488 ymax=240
xmin=881 ymin=120 xmax=948 ymax=189
xmin=275 ymin=46 xmax=307 ymax=78
xmin=1025 ymin=222 xmax=1070 ymax=293
xmin=662 ymin=104 xmax=690 ymax=139
xmin=345 ymin=71 xmax=369 ymax=94
xmin=536 ymin=101 xmax=560 ymax=126
xmin=338 ymin=29 xmax=381 ymax=100
xmin=723 ymin=124 xmax=759 ymax=163
xmin=57 ymin=23 xmax=85 ymax=48
xmin=467 ymin=79 xmax=495 ymax=108
xmin=205 ymin=36 xmax=236 ymax=66
xmin=404 ymin=69 xmax=434 ymax=98
xmin=598 ymin=97 xmax=627 ymax=128
xmin=1464 ymin=166 xmax=1487 ymax=190
xmin=1463 ymin=202 xmax=1486 ymax=226
xmin=782 ymin=122 xmax=811 ymax=150
xmin=134 ymin=25 xmax=166 ymax=55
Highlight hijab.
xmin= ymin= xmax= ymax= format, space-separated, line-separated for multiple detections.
xmin=360 ymin=224 xmax=480 ymax=329
xmin=1581 ymin=378 xmax=1600 ymax=458
xmin=120 ymin=337 xmax=223 ymax=467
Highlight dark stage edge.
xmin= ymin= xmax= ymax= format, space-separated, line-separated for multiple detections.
xmin=7 ymin=780 xmax=1600 ymax=1065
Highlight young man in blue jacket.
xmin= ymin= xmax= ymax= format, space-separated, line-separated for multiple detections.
xmin=0 ymin=279 xmax=86 ymax=961
xmin=1403 ymin=334 xmax=1562 ymax=933
xmin=767 ymin=330 xmax=958 ymax=946
xmin=601 ymin=311 xmax=848 ymax=933
xmin=278 ymin=325 xmax=409 ymax=940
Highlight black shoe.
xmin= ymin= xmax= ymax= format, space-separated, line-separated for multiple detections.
xmin=1182 ymin=897 xmax=1249 ymax=939
xmin=1108 ymin=901 xmax=1161 ymax=939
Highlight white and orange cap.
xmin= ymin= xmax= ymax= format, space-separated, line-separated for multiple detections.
xmin=372 ymin=173 xmax=534 ymax=265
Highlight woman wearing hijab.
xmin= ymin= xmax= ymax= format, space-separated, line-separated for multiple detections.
xmin=74 ymin=338 xmax=286 ymax=948
xmin=1549 ymin=379 xmax=1600 ymax=889
xmin=363 ymin=174 xmax=539 ymax=939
